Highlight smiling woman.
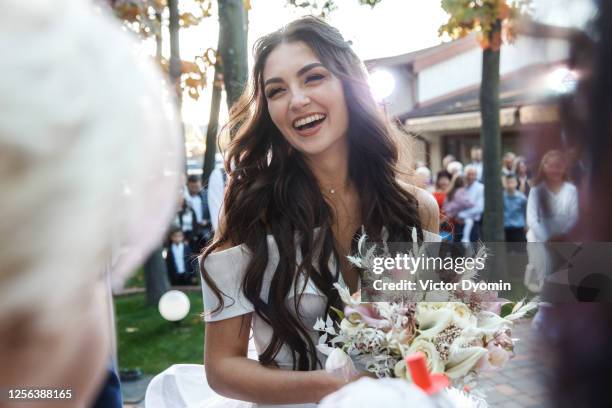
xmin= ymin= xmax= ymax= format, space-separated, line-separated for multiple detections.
xmin=146 ymin=16 xmax=439 ymax=408
xmin=263 ymin=44 xmax=349 ymax=159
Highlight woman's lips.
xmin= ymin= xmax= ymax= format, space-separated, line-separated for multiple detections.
xmin=294 ymin=117 xmax=325 ymax=137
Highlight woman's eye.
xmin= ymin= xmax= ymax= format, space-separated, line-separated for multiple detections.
xmin=305 ymin=74 xmax=324 ymax=83
xmin=266 ymin=88 xmax=283 ymax=98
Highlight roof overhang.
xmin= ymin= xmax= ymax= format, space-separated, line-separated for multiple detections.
xmin=403 ymin=104 xmax=559 ymax=134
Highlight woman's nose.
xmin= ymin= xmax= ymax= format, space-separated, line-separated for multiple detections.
xmin=289 ymin=90 xmax=311 ymax=112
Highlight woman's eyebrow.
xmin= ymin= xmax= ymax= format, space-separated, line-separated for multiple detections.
xmin=296 ymin=62 xmax=324 ymax=77
xmin=264 ymin=62 xmax=325 ymax=87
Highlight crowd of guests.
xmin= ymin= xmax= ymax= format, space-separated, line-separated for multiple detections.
xmin=415 ymin=146 xmax=580 ymax=244
xmin=164 ymin=161 xmax=227 ymax=286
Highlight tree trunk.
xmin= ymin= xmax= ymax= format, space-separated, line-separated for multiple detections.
xmin=218 ymin=0 xmax=248 ymax=109
xmin=144 ymin=248 xmax=170 ymax=306
xmin=168 ymin=0 xmax=182 ymax=105
xmin=203 ymin=58 xmax=223 ymax=183
xmin=480 ymin=22 xmax=505 ymax=243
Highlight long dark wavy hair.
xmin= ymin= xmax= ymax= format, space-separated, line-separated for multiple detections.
xmin=201 ymin=16 xmax=422 ymax=371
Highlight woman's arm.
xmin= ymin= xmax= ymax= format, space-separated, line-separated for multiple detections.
xmin=204 ymin=313 xmax=346 ymax=404
xmin=526 ymin=187 xmax=547 ymax=241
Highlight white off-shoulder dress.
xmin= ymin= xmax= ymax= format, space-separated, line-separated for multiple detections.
xmin=145 ymin=230 xmax=440 ymax=408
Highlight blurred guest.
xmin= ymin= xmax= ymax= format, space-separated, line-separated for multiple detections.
xmin=433 ymin=170 xmax=453 ymax=242
xmin=207 ymin=153 xmax=228 ymax=233
xmin=165 ymin=227 xmax=196 ymax=286
xmin=174 ymin=194 xmax=200 ymax=252
xmin=456 ymin=165 xmax=484 ymax=242
xmin=0 ymin=0 xmax=182 ymax=406
xmin=469 ymin=146 xmax=483 ymax=181
xmin=442 ymin=154 xmax=456 ymax=171
xmin=443 ymin=175 xmax=473 ymax=242
xmin=549 ymin=3 xmax=612 ymax=405
xmin=526 ymin=150 xmax=578 ymax=243
xmin=503 ymin=174 xmax=527 ymax=242
xmin=502 ymin=152 xmax=516 ymax=176
xmin=185 ymin=175 xmax=213 ymax=250
xmin=446 ymin=160 xmax=464 ymax=177
xmin=524 ymin=150 xmax=578 ymax=292
xmin=432 ymin=170 xmax=452 ymax=210
xmin=513 ymin=157 xmax=531 ymax=196
xmin=414 ymin=166 xmax=433 ymax=191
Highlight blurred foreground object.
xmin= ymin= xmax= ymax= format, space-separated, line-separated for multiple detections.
xmin=159 ymin=290 xmax=191 ymax=322
xmin=0 ymin=0 xmax=182 ymax=405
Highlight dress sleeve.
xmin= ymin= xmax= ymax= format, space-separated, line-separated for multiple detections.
xmin=201 ymin=245 xmax=255 ymax=322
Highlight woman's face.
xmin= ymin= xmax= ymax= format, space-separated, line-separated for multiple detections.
xmin=437 ymin=176 xmax=450 ymax=191
xmin=543 ymin=155 xmax=566 ymax=183
xmin=263 ymin=41 xmax=349 ymax=158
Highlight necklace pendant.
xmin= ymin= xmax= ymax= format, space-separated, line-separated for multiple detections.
xmin=329 ymin=189 xmax=336 ymax=194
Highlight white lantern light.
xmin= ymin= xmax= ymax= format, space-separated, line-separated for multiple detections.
xmin=369 ymin=70 xmax=396 ymax=101
xmin=158 ymin=290 xmax=190 ymax=322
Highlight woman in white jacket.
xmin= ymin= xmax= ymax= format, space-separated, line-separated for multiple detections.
xmin=525 ymin=150 xmax=578 ymax=291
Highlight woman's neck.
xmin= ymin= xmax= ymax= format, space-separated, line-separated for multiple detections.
xmin=545 ymin=179 xmax=564 ymax=193
xmin=305 ymin=139 xmax=350 ymax=193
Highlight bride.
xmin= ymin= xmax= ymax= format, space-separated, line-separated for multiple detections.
xmin=147 ymin=16 xmax=439 ymax=408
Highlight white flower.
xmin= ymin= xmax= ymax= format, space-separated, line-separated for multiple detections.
xmin=314 ymin=317 xmax=327 ymax=332
xmin=407 ymin=337 xmax=445 ymax=374
xmin=340 ymin=318 xmax=366 ymax=337
xmin=393 ymin=359 xmax=408 ymax=379
xmin=416 ymin=305 xmax=453 ymax=338
xmin=448 ymin=303 xmax=477 ymax=329
xmin=334 ymin=283 xmax=360 ymax=307
xmin=445 ymin=345 xmax=488 ymax=379
xmin=476 ymin=311 xmax=513 ymax=338
xmin=325 ymin=348 xmax=360 ymax=382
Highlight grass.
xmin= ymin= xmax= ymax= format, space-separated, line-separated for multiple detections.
xmin=114 ymin=291 xmax=205 ymax=375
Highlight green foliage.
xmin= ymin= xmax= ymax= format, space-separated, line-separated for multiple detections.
xmin=109 ymin=0 xmax=214 ymax=100
xmin=358 ymin=0 xmax=383 ymax=7
xmin=115 ymin=291 xmax=205 ymax=374
xmin=439 ymin=0 xmax=532 ymax=50
xmin=287 ymin=0 xmax=338 ymax=17
xmin=287 ymin=0 xmax=383 ymax=18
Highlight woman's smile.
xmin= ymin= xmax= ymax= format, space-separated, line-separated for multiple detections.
xmin=292 ymin=113 xmax=327 ymax=137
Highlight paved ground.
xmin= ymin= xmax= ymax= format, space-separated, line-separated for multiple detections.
xmin=479 ymin=321 xmax=553 ymax=407
xmin=123 ymin=320 xmax=553 ymax=407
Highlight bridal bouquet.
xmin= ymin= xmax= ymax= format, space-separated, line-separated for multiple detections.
xmin=314 ymin=232 xmax=538 ymax=387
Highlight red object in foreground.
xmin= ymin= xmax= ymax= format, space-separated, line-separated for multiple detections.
xmin=405 ymin=353 xmax=450 ymax=395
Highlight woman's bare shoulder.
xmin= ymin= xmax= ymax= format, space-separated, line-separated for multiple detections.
xmin=398 ymin=180 xmax=440 ymax=234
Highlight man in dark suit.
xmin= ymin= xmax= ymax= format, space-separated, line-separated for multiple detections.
xmin=185 ymin=175 xmax=213 ymax=251
xmin=166 ymin=227 xmax=196 ymax=285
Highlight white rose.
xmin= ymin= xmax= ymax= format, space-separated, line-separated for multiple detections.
xmin=407 ymin=337 xmax=445 ymax=374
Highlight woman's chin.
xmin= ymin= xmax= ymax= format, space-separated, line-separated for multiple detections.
xmin=291 ymin=135 xmax=348 ymax=161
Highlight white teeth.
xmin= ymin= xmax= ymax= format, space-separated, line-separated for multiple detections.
xmin=293 ymin=114 xmax=326 ymax=129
